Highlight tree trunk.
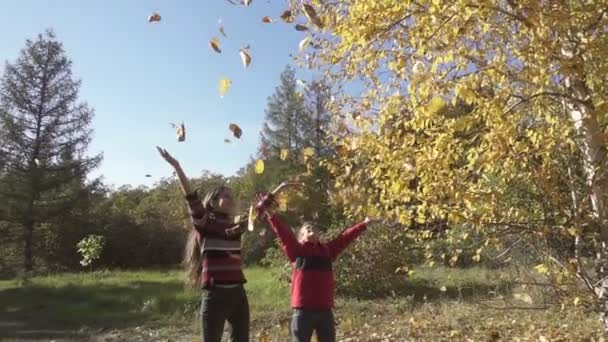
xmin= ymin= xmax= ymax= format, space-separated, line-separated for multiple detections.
xmin=23 ymin=215 xmax=34 ymax=272
xmin=566 ymin=75 xmax=608 ymax=335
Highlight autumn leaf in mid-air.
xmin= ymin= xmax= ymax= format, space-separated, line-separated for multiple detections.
xmin=229 ymin=123 xmax=243 ymax=139
xmin=218 ymin=19 xmax=227 ymax=37
xmin=148 ymin=13 xmax=161 ymax=23
xmin=219 ymin=78 xmax=232 ymax=97
xmin=262 ymin=16 xmax=273 ymax=23
xmin=209 ymin=37 xmax=222 ymax=53
xmin=295 ymin=24 xmax=308 ymax=31
xmin=170 ymin=122 xmax=186 ymax=142
xmin=280 ymin=148 xmax=289 ymax=161
xmin=239 ymin=48 xmax=252 ymax=68
xmin=255 ymin=159 xmax=265 ymax=174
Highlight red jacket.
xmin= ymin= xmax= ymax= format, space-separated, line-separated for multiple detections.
xmin=267 ymin=215 xmax=367 ymax=310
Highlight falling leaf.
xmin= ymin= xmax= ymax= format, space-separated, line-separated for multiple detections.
xmin=224 ymin=138 xmax=231 ymax=143
xmin=243 ymin=0 xmax=252 ymax=6
xmin=219 ymin=78 xmax=232 ymax=97
xmin=261 ymin=16 xmax=273 ymax=23
xmin=280 ymin=148 xmax=289 ymax=161
xmin=302 ymin=4 xmax=323 ymax=28
xmin=34 ymin=158 xmax=40 ymax=166
xmin=177 ymin=122 xmax=186 ymax=142
xmin=255 ymin=159 xmax=265 ymax=174
xmin=229 ymin=123 xmax=243 ymax=139
xmin=280 ymin=10 xmax=294 ymax=23
xmin=148 ymin=13 xmax=161 ymax=23
xmin=145 ymin=174 xmax=152 ymax=178
xmin=209 ymin=38 xmax=222 ymax=53
xmin=295 ymin=24 xmax=308 ymax=31
xmin=240 ymin=49 xmax=252 ymax=68
xmin=299 ymin=36 xmax=311 ymax=51
xmin=219 ymin=26 xmax=227 ymax=37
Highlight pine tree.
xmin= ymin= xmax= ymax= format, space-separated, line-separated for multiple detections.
xmin=0 ymin=30 xmax=102 ymax=272
xmin=260 ymin=65 xmax=313 ymax=159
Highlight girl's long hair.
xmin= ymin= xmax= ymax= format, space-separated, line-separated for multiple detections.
xmin=184 ymin=186 xmax=230 ymax=289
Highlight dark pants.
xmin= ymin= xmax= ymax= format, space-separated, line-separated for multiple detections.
xmin=200 ymin=285 xmax=249 ymax=342
xmin=291 ymin=309 xmax=335 ymax=342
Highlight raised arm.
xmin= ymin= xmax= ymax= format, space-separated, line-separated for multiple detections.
xmin=265 ymin=212 xmax=301 ymax=262
xmin=156 ymin=146 xmax=194 ymax=196
xmin=157 ymin=146 xmax=235 ymax=238
xmin=326 ymin=219 xmax=369 ymax=260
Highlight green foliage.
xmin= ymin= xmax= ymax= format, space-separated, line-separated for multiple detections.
xmin=76 ymin=235 xmax=105 ymax=268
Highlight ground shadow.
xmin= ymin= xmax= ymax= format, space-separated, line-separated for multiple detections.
xmin=0 ymin=280 xmax=193 ymax=340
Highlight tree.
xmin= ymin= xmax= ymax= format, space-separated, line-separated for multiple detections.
xmin=261 ymin=65 xmax=313 ymax=159
xmin=0 ymin=30 xmax=101 ymax=272
xmin=298 ymin=0 xmax=608 ymax=333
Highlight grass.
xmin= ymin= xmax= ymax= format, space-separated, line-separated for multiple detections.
xmin=0 ymin=266 xmax=604 ymax=341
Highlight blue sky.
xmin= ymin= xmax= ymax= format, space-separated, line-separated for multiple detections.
xmin=0 ymin=0 xmax=314 ymax=188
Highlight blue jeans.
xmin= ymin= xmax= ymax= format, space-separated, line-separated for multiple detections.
xmin=291 ymin=309 xmax=335 ymax=342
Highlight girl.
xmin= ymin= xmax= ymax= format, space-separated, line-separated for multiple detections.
xmin=255 ymin=188 xmax=380 ymax=342
xmin=158 ymin=146 xmax=248 ymax=342
xmin=157 ymin=147 xmax=298 ymax=342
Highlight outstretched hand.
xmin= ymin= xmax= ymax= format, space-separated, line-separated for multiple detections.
xmin=156 ymin=146 xmax=179 ymax=168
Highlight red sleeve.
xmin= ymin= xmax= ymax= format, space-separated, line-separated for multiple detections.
xmin=326 ymin=222 xmax=367 ymax=260
xmin=267 ymin=214 xmax=301 ymax=262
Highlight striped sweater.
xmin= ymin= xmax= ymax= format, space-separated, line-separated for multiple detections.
xmin=185 ymin=192 xmax=246 ymax=288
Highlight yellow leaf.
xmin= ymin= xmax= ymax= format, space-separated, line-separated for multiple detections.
xmin=219 ymin=78 xmax=232 ymax=97
xmin=573 ymin=297 xmax=581 ymax=306
xmin=255 ymin=159 xmax=265 ymax=174
xmin=280 ymin=148 xmax=289 ymax=161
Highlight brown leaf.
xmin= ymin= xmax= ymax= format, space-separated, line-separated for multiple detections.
xmin=148 ymin=13 xmax=161 ymax=23
xmin=261 ymin=16 xmax=273 ymax=23
xmin=229 ymin=123 xmax=243 ymax=139
xmin=224 ymin=138 xmax=231 ymax=143
xmin=209 ymin=38 xmax=222 ymax=53
xmin=177 ymin=123 xmax=186 ymax=142
xmin=295 ymin=24 xmax=308 ymax=31
xmin=240 ymin=49 xmax=252 ymax=68
xmin=302 ymin=4 xmax=323 ymax=28
xmin=280 ymin=10 xmax=294 ymax=23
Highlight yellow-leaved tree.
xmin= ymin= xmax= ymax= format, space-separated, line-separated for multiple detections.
xmin=291 ymin=0 xmax=608 ymax=333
